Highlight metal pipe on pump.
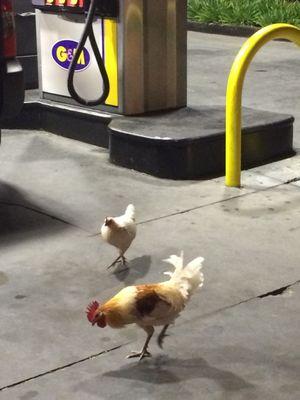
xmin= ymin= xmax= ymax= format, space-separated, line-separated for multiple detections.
xmin=67 ymin=0 xmax=110 ymax=106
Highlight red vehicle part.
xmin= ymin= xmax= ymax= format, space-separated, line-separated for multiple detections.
xmin=1 ymin=0 xmax=17 ymax=58
xmin=0 ymin=0 xmax=24 ymax=122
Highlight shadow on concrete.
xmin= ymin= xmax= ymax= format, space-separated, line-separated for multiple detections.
xmin=0 ymin=181 xmax=71 ymax=247
xmin=103 ymin=355 xmax=254 ymax=390
xmin=113 ymin=255 xmax=152 ymax=285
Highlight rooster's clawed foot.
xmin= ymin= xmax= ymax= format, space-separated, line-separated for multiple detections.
xmin=126 ymin=349 xmax=151 ymax=361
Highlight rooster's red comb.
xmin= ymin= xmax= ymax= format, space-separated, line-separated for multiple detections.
xmin=86 ymin=300 xmax=99 ymax=323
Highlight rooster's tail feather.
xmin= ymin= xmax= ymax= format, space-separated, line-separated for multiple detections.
xmin=163 ymin=252 xmax=204 ymax=300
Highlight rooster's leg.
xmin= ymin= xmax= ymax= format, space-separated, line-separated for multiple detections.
xmin=157 ymin=324 xmax=170 ymax=349
xmin=106 ymin=255 xmax=122 ymax=269
xmin=126 ymin=326 xmax=154 ymax=361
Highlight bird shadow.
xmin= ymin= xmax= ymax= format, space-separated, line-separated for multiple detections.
xmin=102 ymin=355 xmax=254 ymax=391
xmin=113 ymin=255 xmax=152 ymax=285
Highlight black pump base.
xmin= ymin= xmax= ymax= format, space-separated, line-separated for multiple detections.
xmin=109 ymin=106 xmax=294 ymax=179
xmin=4 ymin=100 xmax=294 ymax=180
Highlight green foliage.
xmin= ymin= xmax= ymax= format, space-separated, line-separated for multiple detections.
xmin=187 ymin=0 xmax=300 ymax=27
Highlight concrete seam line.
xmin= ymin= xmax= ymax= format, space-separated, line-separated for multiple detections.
xmin=89 ymin=176 xmax=300 ymax=236
xmin=137 ymin=179 xmax=295 ymax=226
xmin=182 ymin=280 xmax=300 ymax=325
xmin=258 ymin=282 xmax=299 ymax=299
xmin=283 ymin=176 xmax=300 ymax=185
xmin=0 ymin=343 xmax=130 ymax=392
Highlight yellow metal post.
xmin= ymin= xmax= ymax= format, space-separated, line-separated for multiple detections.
xmin=226 ymin=23 xmax=300 ymax=187
xmin=104 ymin=19 xmax=119 ymax=107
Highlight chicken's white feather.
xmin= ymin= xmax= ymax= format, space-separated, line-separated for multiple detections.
xmin=124 ymin=204 xmax=135 ymax=221
xmin=163 ymin=252 xmax=204 ymax=301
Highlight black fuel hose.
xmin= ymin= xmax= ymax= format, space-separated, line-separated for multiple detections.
xmin=67 ymin=0 xmax=110 ymax=106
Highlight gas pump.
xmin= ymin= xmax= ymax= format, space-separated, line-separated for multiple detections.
xmin=32 ymin=0 xmax=187 ymax=115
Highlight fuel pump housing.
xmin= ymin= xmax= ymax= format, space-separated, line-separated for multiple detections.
xmin=33 ymin=0 xmax=187 ymax=115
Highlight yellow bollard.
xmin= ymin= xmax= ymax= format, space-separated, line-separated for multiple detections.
xmin=226 ymin=23 xmax=300 ymax=187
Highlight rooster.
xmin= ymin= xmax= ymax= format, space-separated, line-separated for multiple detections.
xmin=86 ymin=252 xmax=204 ymax=360
xmin=101 ymin=204 xmax=136 ymax=269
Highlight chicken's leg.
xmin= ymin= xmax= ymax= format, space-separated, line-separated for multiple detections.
xmin=121 ymin=255 xmax=127 ymax=266
xmin=107 ymin=251 xmax=129 ymax=270
xmin=126 ymin=326 xmax=154 ymax=361
xmin=106 ymin=254 xmax=122 ymax=269
xmin=157 ymin=324 xmax=170 ymax=348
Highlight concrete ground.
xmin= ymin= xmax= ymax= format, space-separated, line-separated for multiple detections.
xmin=0 ymin=32 xmax=299 ymax=399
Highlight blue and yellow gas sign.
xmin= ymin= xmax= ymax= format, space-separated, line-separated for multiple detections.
xmin=52 ymin=40 xmax=90 ymax=71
